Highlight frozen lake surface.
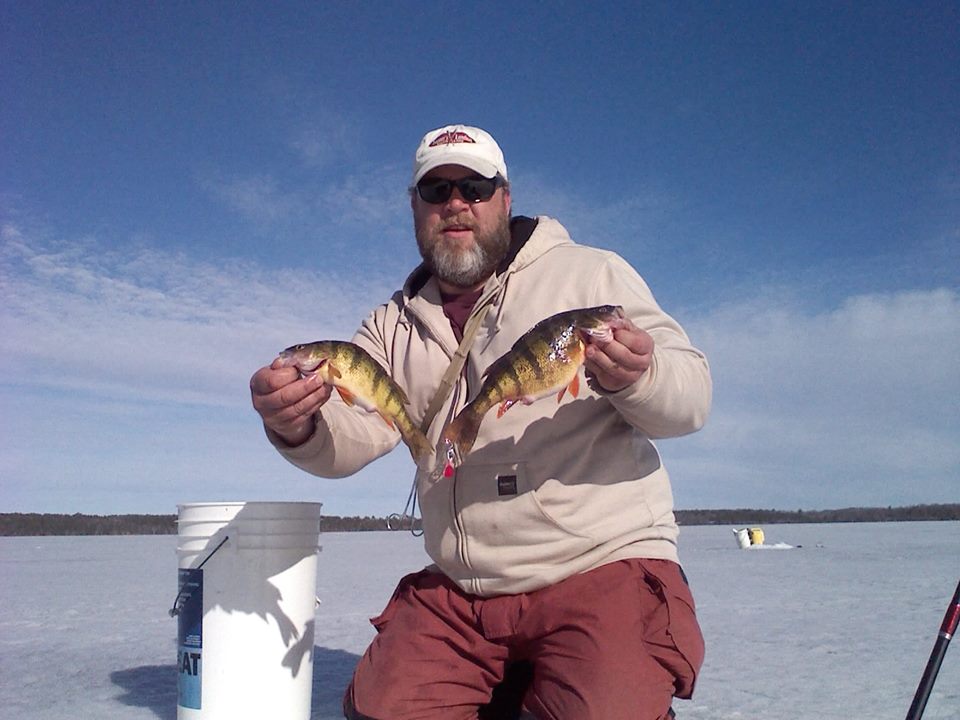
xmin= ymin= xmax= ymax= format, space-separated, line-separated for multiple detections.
xmin=1 ymin=521 xmax=957 ymax=719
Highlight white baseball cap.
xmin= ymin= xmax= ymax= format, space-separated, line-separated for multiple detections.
xmin=411 ymin=125 xmax=508 ymax=186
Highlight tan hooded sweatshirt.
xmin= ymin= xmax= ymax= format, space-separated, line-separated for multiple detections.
xmin=271 ymin=216 xmax=711 ymax=597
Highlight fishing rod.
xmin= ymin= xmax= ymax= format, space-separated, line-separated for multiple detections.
xmin=905 ymin=578 xmax=960 ymax=720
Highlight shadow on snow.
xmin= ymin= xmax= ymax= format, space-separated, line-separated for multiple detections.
xmin=110 ymin=646 xmax=361 ymax=719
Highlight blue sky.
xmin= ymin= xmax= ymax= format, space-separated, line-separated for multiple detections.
xmin=2 ymin=2 xmax=958 ymax=517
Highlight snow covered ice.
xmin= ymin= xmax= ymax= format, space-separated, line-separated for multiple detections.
xmin=1 ymin=521 xmax=957 ymax=719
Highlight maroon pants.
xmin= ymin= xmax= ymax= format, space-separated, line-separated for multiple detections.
xmin=344 ymin=558 xmax=704 ymax=720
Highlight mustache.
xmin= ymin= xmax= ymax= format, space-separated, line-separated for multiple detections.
xmin=439 ymin=216 xmax=478 ymax=231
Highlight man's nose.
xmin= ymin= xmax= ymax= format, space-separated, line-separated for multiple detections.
xmin=442 ymin=187 xmax=471 ymax=211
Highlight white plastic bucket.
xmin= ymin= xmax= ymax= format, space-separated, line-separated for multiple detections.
xmin=173 ymin=501 xmax=323 ymax=720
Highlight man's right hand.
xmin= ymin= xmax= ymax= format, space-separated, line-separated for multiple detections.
xmin=249 ymin=358 xmax=332 ymax=447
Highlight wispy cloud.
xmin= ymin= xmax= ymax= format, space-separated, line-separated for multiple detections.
xmin=289 ymin=118 xmax=356 ymax=168
xmin=196 ymin=159 xmax=416 ymax=264
xmin=510 ymin=168 xmax=681 ymax=256
xmin=0 ymin=223 xmax=397 ymax=409
xmin=669 ymin=287 xmax=960 ymax=508
xmin=200 ymin=173 xmax=306 ymax=226
xmin=0 ymin=219 xmax=422 ymax=513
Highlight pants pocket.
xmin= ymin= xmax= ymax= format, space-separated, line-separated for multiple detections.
xmin=640 ymin=559 xmax=705 ymax=699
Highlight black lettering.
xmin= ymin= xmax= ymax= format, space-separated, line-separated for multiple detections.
xmin=180 ymin=650 xmax=202 ymax=675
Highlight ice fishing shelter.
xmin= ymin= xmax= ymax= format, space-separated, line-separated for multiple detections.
xmin=733 ymin=527 xmax=765 ymax=548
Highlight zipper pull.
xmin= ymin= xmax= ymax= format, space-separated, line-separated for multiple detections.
xmin=443 ymin=441 xmax=457 ymax=478
xmin=431 ymin=440 xmax=459 ymax=480
xmin=431 ymin=440 xmax=458 ymax=479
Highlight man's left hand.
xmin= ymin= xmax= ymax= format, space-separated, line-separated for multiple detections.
xmin=583 ymin=318 xmax=654 ymax=393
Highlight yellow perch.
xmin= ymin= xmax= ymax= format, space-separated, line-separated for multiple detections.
xmin=443 ymin=304 xmax=626 ymax=459
xmin=277 ymin=340 xmax=432 ymax=464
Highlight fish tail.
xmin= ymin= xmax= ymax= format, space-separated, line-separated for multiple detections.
xmin=443 ymin=406 xmax=484 ymax=459
xmin=402 ymin=426 xmax=433 ymax=465
xmin=390 ymin=410 xmax=432 ymax=465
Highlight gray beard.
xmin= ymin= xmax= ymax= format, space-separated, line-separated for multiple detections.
xmin=416 ymin=214 xmax=511 ymax=289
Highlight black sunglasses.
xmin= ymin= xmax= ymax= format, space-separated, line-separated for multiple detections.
xmin=415 ymin=175 xmax=505 ymax=204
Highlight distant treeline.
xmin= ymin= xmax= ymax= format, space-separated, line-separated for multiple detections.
xmin=0 ymin=512 xmax=405 ymax=536
xmin=1 ymin=513 xmax=176 ymax=537
xmin=674 ymin=504 xmax=960 ymax=526
xmin=1 ymin=504 xmax=957 ymax=537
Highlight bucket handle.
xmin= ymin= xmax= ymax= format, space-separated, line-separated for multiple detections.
xmin=168 ymin=535 xmax=230 ymax=617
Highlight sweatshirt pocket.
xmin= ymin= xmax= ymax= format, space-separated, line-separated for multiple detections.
xmin=453 ymin=460 xmax=596 ymax=572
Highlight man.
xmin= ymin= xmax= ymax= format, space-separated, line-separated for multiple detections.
xmin=250 ymin=125 xmax=711 ymax=719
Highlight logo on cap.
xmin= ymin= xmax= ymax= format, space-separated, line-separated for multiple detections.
xmin=429 ymin=130 xmax=476 ymax=147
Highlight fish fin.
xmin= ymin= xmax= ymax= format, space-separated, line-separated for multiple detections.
xmin=327 ymin=364 xmax=342 ymax=380
xmin=377 ymin=411 xmax=396 ymax=430
xmin=496 ymin=399 xmax=518 ymax=418
xmin=569 ymin=373 xmax=580 ymax=398
xmin=336 ymin=387 xmax=355 ymax=406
